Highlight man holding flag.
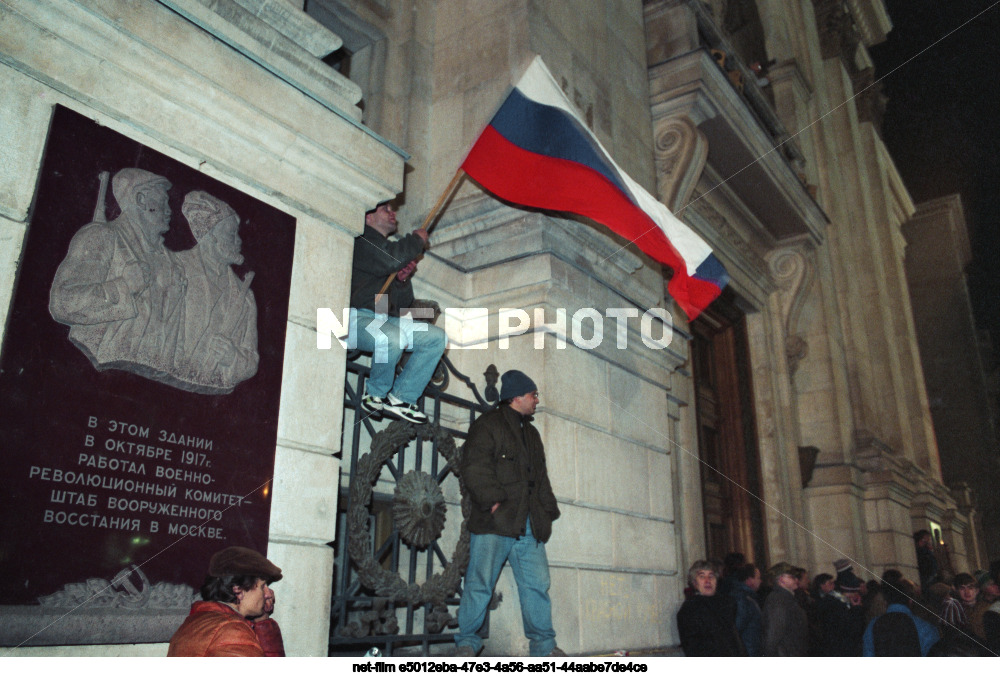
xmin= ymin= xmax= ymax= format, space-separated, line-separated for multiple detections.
xmin=347 ymin=202 xmax=446 ymax=425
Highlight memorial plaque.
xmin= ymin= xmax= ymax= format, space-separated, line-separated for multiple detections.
xmin=0 ymin=106 xmax=296 ymax=645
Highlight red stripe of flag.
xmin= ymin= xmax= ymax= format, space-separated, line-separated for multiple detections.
xmin=462 ymin=125 xmax=721 ymax=319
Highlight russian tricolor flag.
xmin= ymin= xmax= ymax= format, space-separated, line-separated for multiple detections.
xmin=461 ymin=56 xmax=729 ymax=321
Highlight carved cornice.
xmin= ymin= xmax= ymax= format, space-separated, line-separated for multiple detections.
xmin=767 ymin=59 xmax=814 ymax=101
xmin=648 ymin=48 xmax=828 ymax=244
xmin=767 ymin=245 xmax=816 ymax=375
xmin=813 ymin=0 xmax=862 ymax=63
xmin=853 ymin=429 xmax=956 ymax=506
xmin=167 ymin=0 xmax=362 ymax=111
xmin=853 ymin=428 xmax=898 ymax=466
xmin=852 ymin=67 xmax=888 ymax=133
xmin=653 ymin=116 xmax=708 ymax=215
xmin=768 ymin=245 xmax=812 ymax=325
xmin=950 ymin=482 xmax=976 ymax=511
xmin=811 ymin=1 xmax=887 ymax=131
xmin=688 ymin=189 xmax=769 ymax=284
xmin=232 ymin=0 xmax=342 ymax=58
xmin=433 ymin=192 xmax=645 ymax=278
xmin=845 ymin=0 xmax=893 ymax=47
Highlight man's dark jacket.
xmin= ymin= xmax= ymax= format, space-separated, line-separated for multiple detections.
xmin=762 ymin=585 xmax=809 ymax=656
xmin=728 ymin=580 xmax=763 ymax=656
xmin=677 ymin=593 xmax=747 ymax=657
xmin=460 ymin=404 xmax=560 ymax=543
xmin=916 ymin=543 xmax=940 ymax=592
xmin=814 ymin=593 xmax=865 ymax=656
xmin=351 ymin=226 xmax=424 ymax=314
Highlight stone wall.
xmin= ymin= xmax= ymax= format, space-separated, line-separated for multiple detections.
xmin=0 ymin=0 xmax=403 ymax=656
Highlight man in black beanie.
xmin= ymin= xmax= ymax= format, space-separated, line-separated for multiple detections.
xmin=454 ymin=370 xmax=563 ymax=657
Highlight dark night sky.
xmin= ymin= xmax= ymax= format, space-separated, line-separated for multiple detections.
xmin=870 ymin=0 xmax=1000 ymax=339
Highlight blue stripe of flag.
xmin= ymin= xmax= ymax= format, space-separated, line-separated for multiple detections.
xmin=693 ymin=254 xmax=730 ymax=288
xmin=491 ymin=89 xmax=636 ymax=206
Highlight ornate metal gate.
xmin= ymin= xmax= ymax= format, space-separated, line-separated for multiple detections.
xmin=329 ymin=351 xmax=499 ymax=656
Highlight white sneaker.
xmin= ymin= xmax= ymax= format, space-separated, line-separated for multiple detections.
xmin=361 ymin=394 xmax=385 ymax=416
xmin=383 ymin=394 xmax=429 ymax=424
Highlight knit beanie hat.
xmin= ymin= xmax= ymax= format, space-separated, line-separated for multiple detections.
xmin=499 ymin=370 xmax=537 ymax=401
xmin=836 ymin=568 xmax=864 ymax=592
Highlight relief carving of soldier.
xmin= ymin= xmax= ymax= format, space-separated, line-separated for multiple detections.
xmin=49 ymin=170 xmax=259 ymax=395
xmin=172 ymin=191 xmax=259 ymax=395
xmin=49 ymin=168 xmax=185 ymax=382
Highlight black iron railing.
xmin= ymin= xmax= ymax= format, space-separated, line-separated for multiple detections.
xmin=329 ymin=352 xmax=499 ymax=656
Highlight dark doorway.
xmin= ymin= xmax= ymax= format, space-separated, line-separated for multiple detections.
xmin=691 ymin=299 xmax=767 ymax=568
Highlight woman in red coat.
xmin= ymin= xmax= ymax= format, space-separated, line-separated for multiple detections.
xmin=251 ymin=586 xmax=286 ymax=657
xmin=168 ymin=546 xmax=282 ymax=657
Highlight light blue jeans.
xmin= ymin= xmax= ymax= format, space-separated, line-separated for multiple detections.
xmin=347 ymin=308 xmax=446 ymax=404
xmin=455 ymin=519 xmax=556 ymax=657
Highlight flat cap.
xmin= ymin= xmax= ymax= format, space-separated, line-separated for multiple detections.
xmin=767 ymin=561 xmax=796 ymax=582
xmin=209 ymin=546 xmax=282 ymax=582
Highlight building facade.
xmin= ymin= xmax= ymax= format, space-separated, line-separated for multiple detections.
xmin=903 ymin=194 xmax=999 ymax=562
xmin=0 ymin=0 xmax=984 ymax=656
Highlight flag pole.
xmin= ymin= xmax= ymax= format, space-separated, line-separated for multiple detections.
xmin=375 ymin=169 xmax=466 ymax=298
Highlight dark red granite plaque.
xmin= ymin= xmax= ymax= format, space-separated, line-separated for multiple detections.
xmin=0 ymin=106 xmax=295 ymax=645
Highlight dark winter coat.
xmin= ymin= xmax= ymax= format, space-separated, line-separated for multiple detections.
xmin=916 ymin=544 xmax=940 ymax=592
xmin=460 ymin=404 xmax=560 ymax=543
xmin=350 ymin=225 xmax=424 ymax=314
xmin=728 ymin=580 xmax=763 ymax=656
xmin=677 ymin=593 xmax=747 ymax=657
xmin=814 ymin=594 xmax=865 ymax=656
xmin=762 ymin=586 xmax=809 ymax=656
xmin=983 ymin=603 xmax=1000 ymax=655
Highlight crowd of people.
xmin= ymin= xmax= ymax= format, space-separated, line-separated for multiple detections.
xmin=677 ymin=539 xmax=1000 ymax=657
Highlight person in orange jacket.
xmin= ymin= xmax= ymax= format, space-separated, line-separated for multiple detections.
xmin=168 ymin=546 xmax=282 ymax=657
xmin=250 ymin=585 xmax=285 ymax=656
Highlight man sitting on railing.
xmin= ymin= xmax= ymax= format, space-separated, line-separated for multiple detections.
xmin=347 ymin=201 xmax=446 ymax=425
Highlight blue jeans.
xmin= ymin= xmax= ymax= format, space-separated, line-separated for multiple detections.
xmin=455 ymin=519 xmax=556 ymax=657
xmin=347 ymin=308 xmax=446 ymax=404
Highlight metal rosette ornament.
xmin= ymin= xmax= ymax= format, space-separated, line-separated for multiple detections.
xmin=393 ymin=470 xmax=447 ymax=548
xmin=347 ymin=420 xmax=471 ymax=609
